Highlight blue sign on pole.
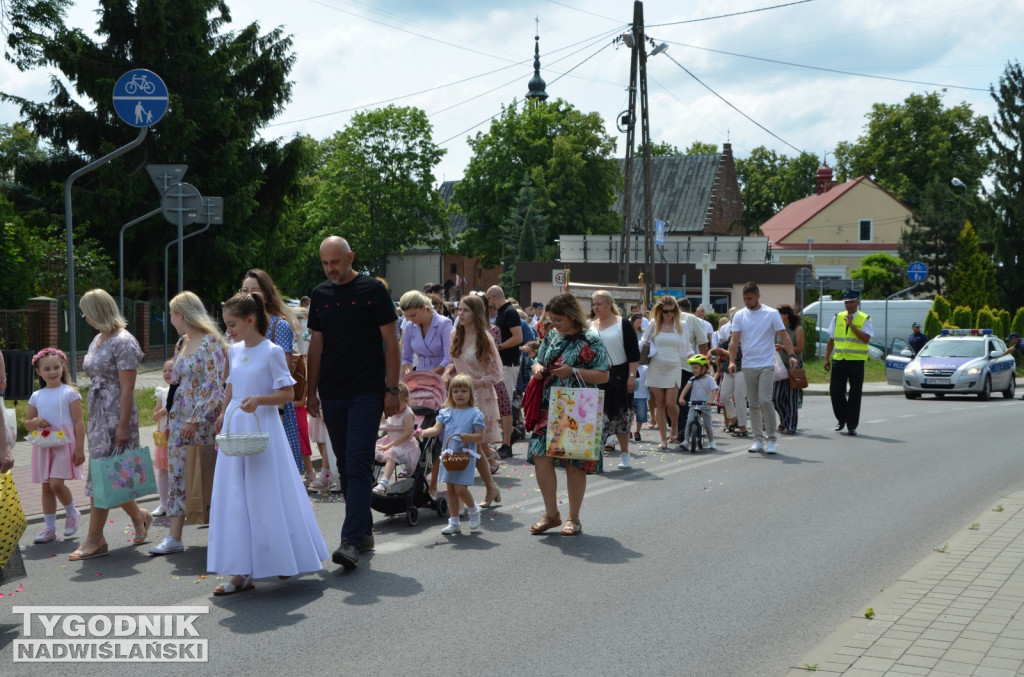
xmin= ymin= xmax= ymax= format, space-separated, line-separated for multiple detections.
xmin=907 ymin=261 xmax=928 ymax=282
xmin=654 ymin=219 xmax=666 ymax=246
xmin=112 ymin=69 xmax=169 ymax=128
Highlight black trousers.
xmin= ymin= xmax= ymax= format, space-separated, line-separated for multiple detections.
xmin=829 ymin=359 xmax=865 ymax=429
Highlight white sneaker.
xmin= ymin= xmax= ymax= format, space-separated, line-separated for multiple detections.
xmin=148 ymin=536 xmax=184 ymax=555
xmin=34 ymin=528 xmax=57 ymax=544
xmin=617 ymin=454 xmax=631 ymax=469
xmin=765 ymin=440 xmax=777 ymax=455
xmin=680 ymin=441 xmax=689 ymax=451
xmin=468 ymin=510 xmax=481 ymax=530
xmin=709 ymin=442 xmax=718 ymax=450
xmin=748 ymin=440 xmax=765 ymax=453
xmin=151 ymin=505 xmax=167 ymax=517
xmin=371 ymin=483 xmax=387 ymax=495
xmin=440 ymin=522 xmax=461 ymax=535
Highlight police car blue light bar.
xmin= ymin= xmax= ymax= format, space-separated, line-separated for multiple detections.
xmin=939 ymin=329 xmax=993 ymax=336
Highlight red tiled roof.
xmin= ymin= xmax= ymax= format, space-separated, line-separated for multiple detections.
xmin=760 ymin=175 xmax=872 ymax=244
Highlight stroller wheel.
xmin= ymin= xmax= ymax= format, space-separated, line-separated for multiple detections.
xmin=406 ymin=507 xmax=420 ymax=527
xmin=436 ymin=497 xmax=449 ymax=518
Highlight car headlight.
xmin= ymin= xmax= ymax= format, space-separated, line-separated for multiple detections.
xmin=904 ymin=367 xmax=915 ymax=375
xmin=966 ymin=367 xmax=981 ymax=375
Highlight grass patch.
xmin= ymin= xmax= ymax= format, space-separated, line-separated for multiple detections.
xmin=802 ymin=358 xmax=888 ymax=385
xmin=6 ymin=387 xmax=158 ymax=441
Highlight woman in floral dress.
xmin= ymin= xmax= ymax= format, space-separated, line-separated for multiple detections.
xmin=149 ymin=292 xmax=227 ymax=555
xmin=69 ymin=289 xmax=150 ymax=561
xmin=527 ymin=292 xmax=610 ymax=537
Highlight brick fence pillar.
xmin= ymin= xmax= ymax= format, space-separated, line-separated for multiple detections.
xmin=27 ymin=297 xmax=58 ymax=349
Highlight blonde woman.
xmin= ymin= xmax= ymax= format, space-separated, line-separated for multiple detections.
xmin=149 ymin=292 xmax=228 ymax=555
xmin=446 ymin=294 xmax=501 ymax=506
xmin=70 ymin=289 xmax=149 ymax=560
xmin=399 ymin=290 xmax=453 ymax=375
xmin=640 ymin=297 xmax=688 ymax=449
xmin=590 ymin=290 xmax=640 ymax=468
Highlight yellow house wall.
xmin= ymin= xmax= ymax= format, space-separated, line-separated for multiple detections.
xmin=781 ymin=182 xmax=910 ymax=246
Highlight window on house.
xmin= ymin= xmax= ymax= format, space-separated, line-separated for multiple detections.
xmin=858 ymin=219 xmax=872 ymax=242
xmin=450 ymin=263 xmax=457 ymax=274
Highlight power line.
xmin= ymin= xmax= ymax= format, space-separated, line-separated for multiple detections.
xmin=663 ymin=51 xmax=805 ymax=156
xmin=545 ymin=0 xmax=622 ymax=24
xmin=648 ymin=0 xmax=818 ymax=28
xmin=664 ymin=41 xmax=990 ymax=93
xmin=269 ymin=24 xmax=625 ymax=128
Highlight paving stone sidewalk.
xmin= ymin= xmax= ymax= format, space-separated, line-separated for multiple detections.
xmin=788 ymin=491 xmax=1024 ymax=676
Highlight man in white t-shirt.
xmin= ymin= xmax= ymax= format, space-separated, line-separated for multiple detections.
xmin=728 ymin=282 xmax=799 ymax=454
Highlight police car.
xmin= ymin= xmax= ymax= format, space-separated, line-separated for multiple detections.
xmin=886 ymin=329 xmax=1016 ymax=400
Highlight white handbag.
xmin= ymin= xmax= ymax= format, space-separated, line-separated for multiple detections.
xmin=25 ymin=389 xmax=70 ymax=448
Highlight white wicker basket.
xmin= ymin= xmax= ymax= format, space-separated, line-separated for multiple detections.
xmin=216 ymin=405 xmax=269 ymax=457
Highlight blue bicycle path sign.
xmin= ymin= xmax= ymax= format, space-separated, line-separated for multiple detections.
xmin=112 ymin=69 xmax=168 ymax=128
xmin=907 ymin=261 xmax=928 ymax=282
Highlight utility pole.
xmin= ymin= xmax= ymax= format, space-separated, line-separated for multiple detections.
xmin=617 ymin=3 xmax=641 ymax=288
xmin=616 ymin=1 xmax=656 ymax=304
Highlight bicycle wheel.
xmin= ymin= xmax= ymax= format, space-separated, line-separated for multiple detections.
xmin=688 ymin=419 xmax=700 ymax=453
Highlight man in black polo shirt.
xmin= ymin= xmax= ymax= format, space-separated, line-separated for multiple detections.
xmin=307 ymin=236 xmax=401 ymax=570
xmin=485 ymin=285 xmax=522 ymax=459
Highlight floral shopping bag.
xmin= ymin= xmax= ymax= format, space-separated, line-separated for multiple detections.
xmin=0 ymin=472 xmax=28 ymax=568
xmin=546 ymin=387 xmax=605 ymax=461
xmin=90 ymin=447 xmax=157 ymax=509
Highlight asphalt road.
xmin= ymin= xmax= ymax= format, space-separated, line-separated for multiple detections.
xmin=2 ymin=391 xmax=1023 ymax=676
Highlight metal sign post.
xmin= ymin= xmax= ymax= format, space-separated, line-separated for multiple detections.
xmin=161 ymin=183 xmax=201 ymax=293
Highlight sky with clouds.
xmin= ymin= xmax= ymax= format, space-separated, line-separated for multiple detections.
xmin=2 ymin=0 xmax=1021 ymax=183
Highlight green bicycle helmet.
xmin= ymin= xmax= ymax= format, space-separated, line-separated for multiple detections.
xmin=687 ymin=354 xmax=710 ymax=367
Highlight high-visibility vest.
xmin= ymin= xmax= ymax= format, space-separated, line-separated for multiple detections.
xmin=832 ymin=311 xmax=869 ymax=361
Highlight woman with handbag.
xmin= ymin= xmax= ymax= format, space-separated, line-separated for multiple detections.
xmin=590 ymin=290 xmax=640 ymax=469
xmin=528 ymin=293 xmax=610 ymax=537
xmin=773 ymin=305 xmax=805 ymax=435
xmin=149 ymin=292 xmax=228 ymax=556
xmin=240 ymin=269 xmax=307 ymax=478
xmin=69 ymin=289 xmax=150 ymax=561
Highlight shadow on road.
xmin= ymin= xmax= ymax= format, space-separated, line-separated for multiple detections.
xmin=539 ymin=533 xmax=643 ymax=565
xmin=213 ymin=577 xmax=329 ymax=631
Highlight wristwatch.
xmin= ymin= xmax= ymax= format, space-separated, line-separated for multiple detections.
xmin=385 ymin=386 xmax=400 ymax=396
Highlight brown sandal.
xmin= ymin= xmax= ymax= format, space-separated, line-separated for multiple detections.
xmin=530 ymin=512 xmax=562 ymax=534
xmin=561 ymin=519 xmax=582 ymax=536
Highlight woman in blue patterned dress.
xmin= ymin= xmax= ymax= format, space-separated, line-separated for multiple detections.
xmin=240 ymin=269 xmax=304 ymax=475
xmin=527 ymin=292 xmax=609 ymax=537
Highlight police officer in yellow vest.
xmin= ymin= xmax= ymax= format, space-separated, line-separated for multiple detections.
xmin=824 ymin=290 xmax=874 ymax=436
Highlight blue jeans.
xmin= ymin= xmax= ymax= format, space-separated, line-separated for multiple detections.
xmin=321 ymin=393 xmax=384 ymax=547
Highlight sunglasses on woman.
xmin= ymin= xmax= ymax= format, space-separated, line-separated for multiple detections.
xmin=661 ymin=308 xmax=677 ymax=315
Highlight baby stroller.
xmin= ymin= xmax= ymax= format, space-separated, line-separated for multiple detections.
xmin=371 ymin=371 xmax=449 ymax=526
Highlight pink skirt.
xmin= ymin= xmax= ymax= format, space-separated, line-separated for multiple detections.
xmin=153 ymin=445 xmax=169 ymax=471
xmin=31 ymin=427 xmax=83 ymax=483
xmin=375 ymin=435 xmax=421 ymax=468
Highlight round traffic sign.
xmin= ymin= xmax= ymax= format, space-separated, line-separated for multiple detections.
xmin=907 ymin=261 xmax=928 ymax=282
xmin=161 ymin=183 xmax=202 ymax=226
xmin=112 ymin=69 xmax=169 ymax=128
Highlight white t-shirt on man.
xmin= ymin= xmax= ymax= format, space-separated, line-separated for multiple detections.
xmin=731 ymin=304 xmax=785 ymax=369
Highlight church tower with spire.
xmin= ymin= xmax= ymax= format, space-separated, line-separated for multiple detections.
xmin=526 ymin=19 xmax=548 ymax=105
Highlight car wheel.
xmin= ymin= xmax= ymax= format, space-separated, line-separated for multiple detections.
xmin=1003 ymin=376 xmax=1016 ymax=399
xmin=979 ymin=375 xmax=991 ymax=401
xmin=904 ymin=390 xmax=920 ymax=399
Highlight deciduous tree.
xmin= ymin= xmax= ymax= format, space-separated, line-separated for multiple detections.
xmin=304 ymin=105 xmax=448 ymax=278
xmin=735 ymin=146 xmax=818 ymax=234
xmin=456 ymin=99 xmax=619 ymax=268
xmin=851 ymin=253 xmax=906 ymax=299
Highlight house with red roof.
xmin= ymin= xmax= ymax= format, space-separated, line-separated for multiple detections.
xmin=759 ymin=165 xmax=913 ymax=280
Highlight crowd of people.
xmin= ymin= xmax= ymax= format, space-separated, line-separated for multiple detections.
xmin=6 ymin=235 xmax=877 ymax=592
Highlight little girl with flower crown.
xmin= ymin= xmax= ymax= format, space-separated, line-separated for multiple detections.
xmin=24 ymin=348 xmax=85 ymax=543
